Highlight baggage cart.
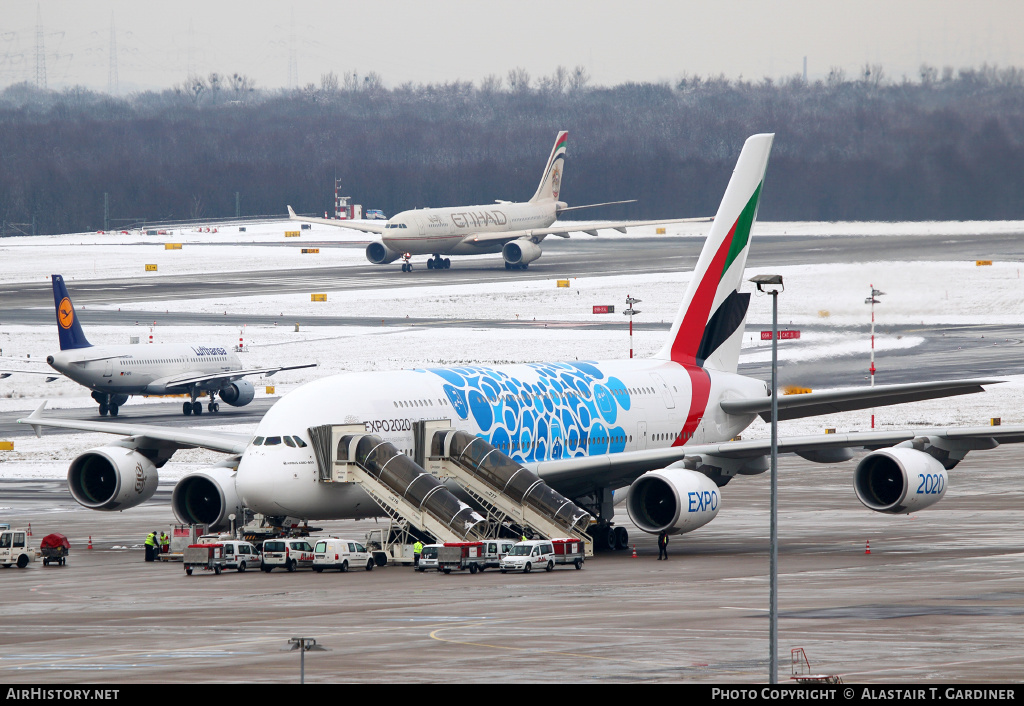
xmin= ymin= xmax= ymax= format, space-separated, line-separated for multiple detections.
xmin=551 ymin=538 xmax=585 ymax=570
xmin=183 ymin=543 xmax=227 ymax=575
xmin=437 ymin=541 xmax=486 ymax=574
xmin=40 ymin=533 xmax=70 ymax=566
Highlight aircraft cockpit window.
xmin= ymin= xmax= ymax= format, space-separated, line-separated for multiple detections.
xmin=264 ymin=436 xmax=282 ymax=446
xmin=292 ymin=436 xmax=307 ymax=448
xmin=284 ymin=436 xmax=296 ymax=447
xmin=253 ymin=437 xmax=264 ymax=446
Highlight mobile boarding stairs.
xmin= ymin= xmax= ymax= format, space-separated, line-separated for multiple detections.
xmin=308 ymin=420 xmax=592 ymax=563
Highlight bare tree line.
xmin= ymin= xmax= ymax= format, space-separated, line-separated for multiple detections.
xmin=1 ymin=63 xmax=1023 ymax=235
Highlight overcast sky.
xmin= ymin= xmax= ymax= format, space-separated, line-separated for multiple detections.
xmin=3 ymin=0 xmax=1022 ymax=93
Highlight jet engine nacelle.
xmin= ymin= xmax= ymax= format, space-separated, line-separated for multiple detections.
xmin=219 ymin=379 xmax=255 ymax=407
xmin=626 ymin=468 xmax=722 ymax=535
xmin=171 ymin=466 xmax=244 ymax=532
xmin=366 ymin=241 xmax=401 ymax=265
xmin=502 ymin=239 xmax=543 ymax=266
xmin=67 ymin=446 xmax=158 ymax=511
xmin=854 ymin=447 xmax=948 ymax=514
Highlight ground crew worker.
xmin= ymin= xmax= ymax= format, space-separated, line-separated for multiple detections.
xmin=144 ymin=531 xmax=158 ymax=562
xmin=160 ymin=532 xmax=169 ymax=554
xmin=413 ymin=540 xmax=423 ymax=567
xmin=657 ymin=531 xmax=669 ymax=560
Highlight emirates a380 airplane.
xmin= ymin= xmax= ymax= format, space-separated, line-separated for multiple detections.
xmin=287 ymin=131 xmax=710 ymax=272
xmin=24 ymin=134 xmax=1022 ymax=550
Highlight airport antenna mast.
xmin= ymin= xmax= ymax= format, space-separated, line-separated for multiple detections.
xmin=108 ymin=13 xmax=119 ymax=95
xmin=34 ymin=4 xmax=47 ymax=90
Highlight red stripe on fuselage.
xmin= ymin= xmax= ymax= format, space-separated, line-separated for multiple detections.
xmin=674 ymin=364 xmax=711 ymax=447
xmin=670 ymin=219 xmax=738 ymax=364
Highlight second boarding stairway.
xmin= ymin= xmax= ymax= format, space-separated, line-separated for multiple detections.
xmin=427 ymin=429 xmax=593 ymax=556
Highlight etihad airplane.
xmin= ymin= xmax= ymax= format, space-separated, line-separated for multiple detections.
xmin=43 ymin=275 xmax=316 ymax=417
xmin=287 ymin=130 xmax=711 ymax=272
xmin=22 ymin=134 xmax=1022 ymax=551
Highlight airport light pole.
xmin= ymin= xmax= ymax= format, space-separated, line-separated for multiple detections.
xmin=865 ymin=286 xmax=884 ymax=429
xmin=624 ymin=295 xmax=641 ymax=358
xmin=281 ymin=636 xmax=329 ymax=684
xmin=750 ymin=274 xmax=784 ymax=684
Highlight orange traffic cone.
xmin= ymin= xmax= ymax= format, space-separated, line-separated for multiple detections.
xmin=631 ymin=545 xmax=638 ymax=558
xmin=26 ymin=523 xmax=31 ymax=537
xmin=865 ymin=540 xmax=871 ymax=555
xmin=88 ymin=536 xmax=93 ymax=550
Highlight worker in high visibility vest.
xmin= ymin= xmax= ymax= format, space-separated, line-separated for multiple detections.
xmin=159 ymin=532 xmax=169 ymax=554
xmin=144 ymin=531 xmax=158 ymax=562
xmin=413 ymin=540 xmax=423 ymax=567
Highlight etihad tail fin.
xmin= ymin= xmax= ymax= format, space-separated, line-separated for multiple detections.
xmin=51 ymin=274 xmax=92 ymax=351
xmin=654 ymin=133 xmax=774 ymax=373
xmin=529 ymin=130 xmax=568 ymax=203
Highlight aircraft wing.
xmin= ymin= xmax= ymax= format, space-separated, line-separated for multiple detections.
xmin=533 ymin=424 xmax=1024 ymax=498
xmin=721 ymin=378 xmax=1003 ymax=422
xmin=18 ymin=402 xmax=251 ymax=454
xmin=0 ymin=369 xmax=61 ymax=382
xmin=159 ymin=363 xmax=318 ymax=390
xmin=459 ymin=216 xmax=713 ymax=246
xmin=287 ymin=206 xmax=385 ymax=234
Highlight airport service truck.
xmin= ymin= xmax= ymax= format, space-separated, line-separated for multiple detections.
xmin=0 ymin=528 xmax=40 ymax=569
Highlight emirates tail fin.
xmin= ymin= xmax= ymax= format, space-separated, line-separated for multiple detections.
xmin=654 ymin=133 xmax=774 ymax=372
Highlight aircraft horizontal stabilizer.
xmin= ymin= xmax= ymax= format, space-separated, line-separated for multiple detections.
xmin=720 ymin=378 xmax=1002 ymax=422
xmin=556 ymin=199 xmax=638 ymax=214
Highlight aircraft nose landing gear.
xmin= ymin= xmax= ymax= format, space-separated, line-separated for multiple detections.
xmin=400 ymin=253 xmax=413 ymax=272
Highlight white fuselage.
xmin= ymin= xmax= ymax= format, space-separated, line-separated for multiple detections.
xmin=235 ymin=358 xmax=765 ymax=520
xmin=49 ymin=343 xmax=241 ymax=395
xmin=381 ymin=201 xmax=557 ymax=256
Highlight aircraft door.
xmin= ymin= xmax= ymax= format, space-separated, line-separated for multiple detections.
xmin=650 ymin=373 xmax=675 ymax=409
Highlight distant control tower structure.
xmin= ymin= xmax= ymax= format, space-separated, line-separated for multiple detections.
xmin=334 ymin=178 xmax=361 ymax=220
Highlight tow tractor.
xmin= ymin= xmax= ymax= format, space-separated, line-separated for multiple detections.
xmin=436 ymin=542 xmax=486 ymax=574
xmin=0 ymin=528 xmax=40 ymax=569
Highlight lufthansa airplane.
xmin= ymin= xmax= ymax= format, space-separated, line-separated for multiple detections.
xmin=22 ymin=134 xmax=1023 ymax=550
xmin=287 ymin=131 xmax=711 ymax=272
xmin=42 ymin=275 xmax=316 ymax=417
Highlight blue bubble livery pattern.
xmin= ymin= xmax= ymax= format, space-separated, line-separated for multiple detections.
xmin=420 ymin=363 xmax=633 ymax=464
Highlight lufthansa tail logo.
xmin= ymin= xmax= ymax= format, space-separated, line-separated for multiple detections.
xmin=58 ymin=297 xmax=74 ymax=329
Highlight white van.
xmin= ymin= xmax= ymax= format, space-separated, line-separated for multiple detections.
xmin=500 ymin=540 xmax=556 ymax=573
xmin=260 ymin=538 xmax=315 ymax=572
xmin=313 ymin=538 xmax=374 ymax=572
xmin=219 ymin=540 xmax=261 ymax=572
xmin=415 ymin=544 xmax=442 ymax=572
xmin=481 ymin=539 xmax=517 ymax=570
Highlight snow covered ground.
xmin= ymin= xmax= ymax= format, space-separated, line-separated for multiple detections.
xmin=1 ymin=219 xmax=1023 ymax=480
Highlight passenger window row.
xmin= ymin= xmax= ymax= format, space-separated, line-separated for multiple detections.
xmin=393 ymin=398 xmax=448 ymax=408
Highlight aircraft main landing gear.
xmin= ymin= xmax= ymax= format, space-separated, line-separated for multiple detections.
xmin=427 ymin=255 xmax=451 ymax=270
xmin=93 ymin=392 xmax=119 ymax=417
xmin=183 ymin=391 xmax=220 ymax=416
